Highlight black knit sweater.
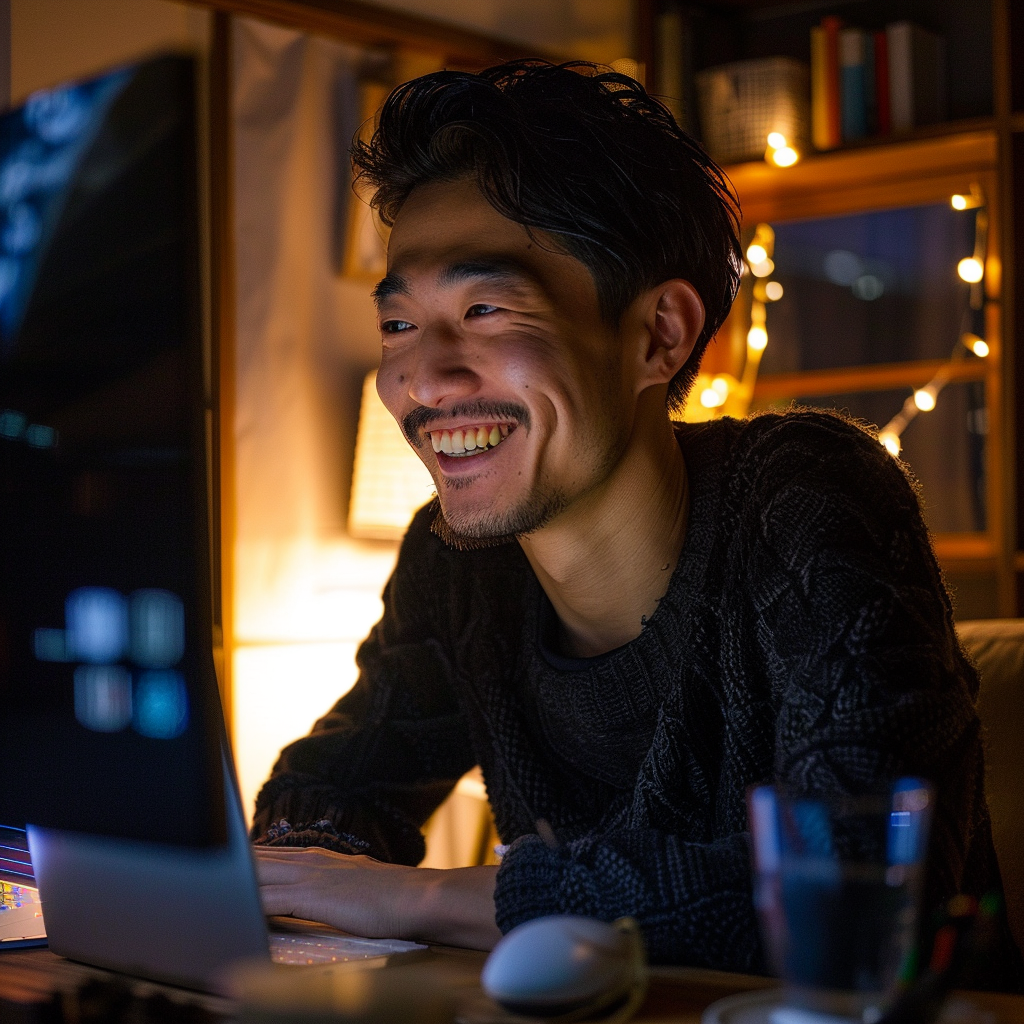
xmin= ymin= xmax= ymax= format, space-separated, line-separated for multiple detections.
xmin=252 ymin=411 xmax=1020 ymax=984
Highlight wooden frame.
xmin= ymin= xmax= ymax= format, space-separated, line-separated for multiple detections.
xmin=724 ymin=132 xmax=1006 ymax=580
xmin=186 ymin=0 xmax=559 ymax=66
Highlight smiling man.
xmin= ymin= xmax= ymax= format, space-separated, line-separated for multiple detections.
xmin=250 ymin=61 xmax=1020 ymax=982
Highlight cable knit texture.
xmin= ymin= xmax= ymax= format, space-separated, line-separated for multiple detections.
xmin=252 ymin=411 xmax=1021 ymax=986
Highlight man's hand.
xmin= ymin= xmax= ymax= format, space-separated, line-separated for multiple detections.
xmin=253 ymin=846 xmax=502 ymax=950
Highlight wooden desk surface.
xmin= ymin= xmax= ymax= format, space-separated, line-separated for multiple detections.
xmin=2 ymin=945 xmax=1023 ymax=1023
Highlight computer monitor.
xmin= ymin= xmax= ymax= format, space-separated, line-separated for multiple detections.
xmin=0 ymin=54 xmax=225 ymax=847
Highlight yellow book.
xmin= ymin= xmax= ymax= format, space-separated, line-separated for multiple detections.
xmin=811 ymin=26 xmax=830 ymax=150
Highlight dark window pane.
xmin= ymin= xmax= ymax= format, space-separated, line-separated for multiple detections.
xmin=753 ymin=383 xmax=986 ymax=534
xmin=759 ymin=204 xmax=978 ymax=373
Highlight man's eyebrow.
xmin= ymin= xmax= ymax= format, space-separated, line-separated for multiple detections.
xmin=372 ymin=272 xmax=410 ymax=309
xmin=437 ymin=258 xmax=538 ymax=291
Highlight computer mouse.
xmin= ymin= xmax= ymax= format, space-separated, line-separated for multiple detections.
xmin=481 ymin=915 xmax=646 ymax=1018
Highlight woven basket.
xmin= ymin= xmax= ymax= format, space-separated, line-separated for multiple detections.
xmin=696 ymin=57 xmax=810 ymax=165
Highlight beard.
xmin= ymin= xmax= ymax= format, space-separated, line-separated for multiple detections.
xmin=429 ymin=478 xmax=570 ymax=550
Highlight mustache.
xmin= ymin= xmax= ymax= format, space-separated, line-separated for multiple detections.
xmin=402 ymin=401 xmax=531 ymax=446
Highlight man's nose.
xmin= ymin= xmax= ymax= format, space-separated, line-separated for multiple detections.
xmin=406 ymin=327 xmax=481 ymax=409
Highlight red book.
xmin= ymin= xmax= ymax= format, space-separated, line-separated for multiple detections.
xmin=874 ymin=29 xmax=891 ymax=135
xmin=822 ymin=16 xmax=843 ymax=148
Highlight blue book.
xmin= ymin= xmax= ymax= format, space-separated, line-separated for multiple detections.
xmin=839 ymin=27 xmax=867 ymax=140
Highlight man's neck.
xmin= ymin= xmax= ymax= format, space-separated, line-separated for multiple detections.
xmin=518 ymin=415 xmax=690 ymax=659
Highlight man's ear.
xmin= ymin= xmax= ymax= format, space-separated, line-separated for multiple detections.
xmin=635 ymin=279 xmax=705 ymax=390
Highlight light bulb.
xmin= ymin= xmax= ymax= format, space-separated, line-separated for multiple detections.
xmin=770 ymin=146 xmax=799 ymax=167
xmin=747 ymin=325 xmax=768 ymax=351
xmin=767 ymin=132 xmax=787 ymax=150
xmin=750 ymin=258 xmax=775 ymax=278
xmin=711 ymin=376 xmax=730 ymax=398
xmin=962 ymin=333 xmax=989 ymax=357
xmin=879 ymin=431 xmax=901 ymax=457
xmin=958 ymin=257 xmax=984 ymax=283
xmin=746 ymin=243 xmax=767 ymax=265
xmin=951 ymin=194 xmax=968 ymax=211
xmin=765 ymin=281 xmax=784 ymax=301
xmin=913 ymin=387 xmax=936 ymax=412
xmin=700 ymin=387 xmax=725 ymax=409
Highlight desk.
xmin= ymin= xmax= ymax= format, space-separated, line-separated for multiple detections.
xmin=2 ymin=946 xmax=1023 ymax=1023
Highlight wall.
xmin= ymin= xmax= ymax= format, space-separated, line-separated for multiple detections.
xmin=11 ymin=0 xmax=209 ymax=104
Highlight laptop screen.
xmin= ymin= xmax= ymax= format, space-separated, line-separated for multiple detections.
xmin=0 ymin=56 xmax=225 ymax=846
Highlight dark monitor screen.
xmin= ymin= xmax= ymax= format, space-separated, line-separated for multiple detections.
xmin=0 ymin=56 xmax=225 ymax=846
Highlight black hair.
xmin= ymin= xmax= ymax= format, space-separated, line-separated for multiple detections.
xmin=352 ymin=59 xmax=742 ymax=410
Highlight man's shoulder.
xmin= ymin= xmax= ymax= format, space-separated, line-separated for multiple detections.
xmin=690 ymin=407 xmax=910 ymax=496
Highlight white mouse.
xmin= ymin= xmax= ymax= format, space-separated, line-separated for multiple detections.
xmin=481 ymin=915 xmax=646 ymax=1018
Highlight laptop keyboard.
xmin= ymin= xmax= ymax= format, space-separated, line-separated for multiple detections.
xmin=269 ymin=932 xmax=427 ymax=965
xmin=0 ymin=881 xmax=46 ymax=942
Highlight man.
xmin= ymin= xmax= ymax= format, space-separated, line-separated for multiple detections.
xmin=251 ymin=60 xmax=1018 ymax=980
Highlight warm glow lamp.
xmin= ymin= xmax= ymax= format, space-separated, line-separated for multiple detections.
xmin=348 ymin=371 xmax=436 ymax=540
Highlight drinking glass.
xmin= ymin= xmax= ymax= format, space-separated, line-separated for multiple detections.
xmin=747 ymin=779 xmax=934 ymax=1023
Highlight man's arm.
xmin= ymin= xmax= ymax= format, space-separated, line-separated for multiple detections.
xmin=251 ymin=503 xmax=476 ymax=866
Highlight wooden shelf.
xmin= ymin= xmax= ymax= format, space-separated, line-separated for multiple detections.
xmin=724 ymin=129 xmax=998 ymax=224
xmin=754 ymin=358 xmax=989 ymax=402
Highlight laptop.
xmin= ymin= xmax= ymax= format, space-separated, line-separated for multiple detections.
xmin=0 ymin=55 xmax=424 ymax=991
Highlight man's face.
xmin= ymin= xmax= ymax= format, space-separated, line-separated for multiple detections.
xmin=374 ymin=177 xmax=639 ymax=540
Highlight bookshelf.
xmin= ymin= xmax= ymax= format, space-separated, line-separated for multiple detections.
xmin=638 ymin=0 xmax=1023 ymax=619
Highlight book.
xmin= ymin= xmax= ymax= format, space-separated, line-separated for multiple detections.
xmin=839 ymin=27 xmax=868 ymax=140
xmin=874 ymin=30 xmax=891 ymax=135
xmin=821 ymin=16 xmax=843 ymax=149
xmin=810 ymin=26 xmax=830 ymax=150
xmin=887 ymin=20 xmax=946 ymax=132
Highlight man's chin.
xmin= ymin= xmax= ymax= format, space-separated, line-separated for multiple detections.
xmin=428 ymin=490 xmax=567 ymax=551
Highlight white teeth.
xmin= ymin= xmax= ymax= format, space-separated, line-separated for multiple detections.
xmin=428 ymin=423 xmax=513 ymax=458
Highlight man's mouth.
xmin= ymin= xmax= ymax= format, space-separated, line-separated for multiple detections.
xmin=428 ymin=423 xmax=513 ymax=458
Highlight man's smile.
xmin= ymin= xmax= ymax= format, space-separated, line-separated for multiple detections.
xmin=428 ymin=422 xmax=513 ymax=457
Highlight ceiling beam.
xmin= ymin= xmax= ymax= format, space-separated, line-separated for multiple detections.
xmin=185 ymin=0 xmax=562 ymax=65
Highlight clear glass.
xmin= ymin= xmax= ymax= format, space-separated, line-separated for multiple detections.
xmin=748 ymin=780 xmax=933 ymax=1023
xmin=752 ymin=382 xmax=988 ymax=534
xmin=759 ymin=205 xmax=978 ymax=374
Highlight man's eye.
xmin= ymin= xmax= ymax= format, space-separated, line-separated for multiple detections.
xmin=466 ymin=304 xmax=499 ymax=318
xmin=381 ymin=320 xmax=415 ymax=334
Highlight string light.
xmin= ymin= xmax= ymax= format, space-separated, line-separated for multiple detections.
xmin=765 ymin=132 xmax=800 ymax=167
xmin=880 ymin=188 xmax=987 ymax=457
xmin=962 ymin=333 xmax=989 ymax=357
xmin=878 ymin=431 xmax=902 ymax=457
xmin=750 ymin=258 xmax=775 ymax=278
xmin=957 ymin=257 xmax=984 ymax=283
xmin=747 ymin=325 xmax=768 ymax=350
xmin=950 ymin=183 xmax=984 ymax=211
xmin=746 ymin=243 xmax=767 ymax=265
xmin=770 ymin=146 xmax=799 ymax=167
xmin=913 ymin=387 xmax=937 ymax=412
xmin=765 ymin=281 xmax=784 ymax=301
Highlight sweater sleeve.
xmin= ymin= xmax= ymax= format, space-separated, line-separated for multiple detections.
xmin=495 ymin=413 xmax=988 ymax=970
xmin=250 ymin=503 xmax=477 ymax=865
